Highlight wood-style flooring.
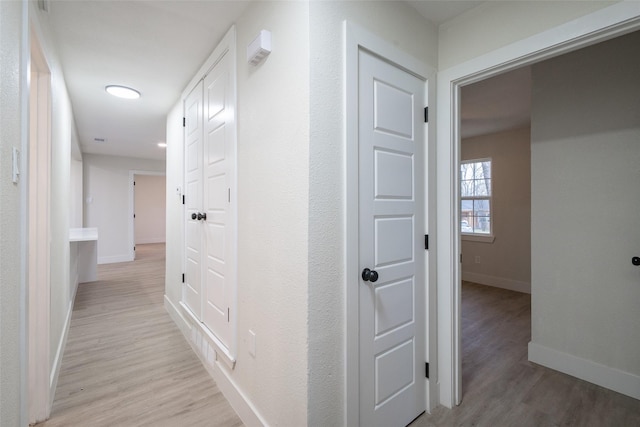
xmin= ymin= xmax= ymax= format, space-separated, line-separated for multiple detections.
xmin=412 ymin=281 xmax=640 ymax=427
xmin=40 ymin=246 xmax=640 ymax=426
xmin=39 ymin=243 xmax=243 ymax=427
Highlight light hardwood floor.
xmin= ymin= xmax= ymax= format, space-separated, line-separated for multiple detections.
xmin=39 ymin=244 xmax=243 ymax=427
xmin=412 ymin=281 xmax=640 ymax=427
xmin=41 ymin=248 xmax=639 ymax=426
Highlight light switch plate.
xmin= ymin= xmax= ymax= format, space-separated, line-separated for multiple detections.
xmin=12 ymin=147 xmax=20 ymax=184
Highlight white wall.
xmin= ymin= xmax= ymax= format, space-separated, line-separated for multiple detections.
xmin=134 ymin=174 xmax=166 ymax=244
xmin=438 ymin=1 xmax=616 ymax=70
xmin=529 ymin=31 xmax=640 ymax=397
xmin=83 ymin=154 xmax=164 ymax=263
xmin=0 ymin=1 xmax=27 ymax=424
xmin=461 ymin=127 xmax=531 ymax=293
xmin=235 ymin=5 xmax=310 ymax=423
xmin=308 ymin=2 xmax=437 ymax=424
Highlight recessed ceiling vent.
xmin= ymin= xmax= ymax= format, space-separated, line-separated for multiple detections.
xmin=37 ymin=0 xmax=50 ymax=13
xmin=93 ymin=138 xmax=107 ymax=143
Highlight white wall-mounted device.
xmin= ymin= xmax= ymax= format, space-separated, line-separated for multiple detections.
xmin=247 ymin=30 xmax=271 ymax=65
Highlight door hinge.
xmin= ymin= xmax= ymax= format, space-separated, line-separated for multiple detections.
xmin=182 ymin=195 xmax=185 ymax=205
xmin=228 ymin=188 xmax=230 ymax=203
xmin=460 ymin=253 xmax=463 ymax=263
xmin=183 ymin=117 xmax=186 ymax=127
xmin=227 ymin=308 xmax=230 ymax=322
xmin=182 ymin=273 xmax=185 ymax=283
xmin=133 ymin=181 xmax=136 ymax=186
xmin=424 ymin=234 xmax=429 ymax=250
xmin=134 ymin=246 xmax=136 ymax=251
xmin=425 ymin=362 xmax=429 ymax=379
xmin=424 ymin=106 xmax=429 ymax=123
xmin=133 ymin=213 xmax=136 ymax=218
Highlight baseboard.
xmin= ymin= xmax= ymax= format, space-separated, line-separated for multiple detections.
xmin=164 ymin=295 xmax=267 ymax=426
xmin=49 ymin=280 xmax=79 ymax=407
xmin=135 ymin=237 xmax=166 ymax=245
xmin=462 ymin=271 xmax=530 ymax=294
xmin=528 ymin=341 xmax=640 ymax=400
xmin=212 ymin=363 xmax=268 ymax=427
xmin=98 ymin=254 xmax=132 ymax=264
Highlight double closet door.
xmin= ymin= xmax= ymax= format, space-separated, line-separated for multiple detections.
xmin=183 ymin=50 xmax=236 ymax=354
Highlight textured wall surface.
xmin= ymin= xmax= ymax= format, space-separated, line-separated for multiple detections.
xmin=0 ymin=0 xmax=27 ymax=425
xmin=531 ymin=30 xmax=640 ymax=376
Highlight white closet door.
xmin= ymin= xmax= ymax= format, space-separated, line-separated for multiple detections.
xmin=202 ymin=51 xmax=234 ymax=350
xmin=184 ymin=82 xmax=204 ymax=319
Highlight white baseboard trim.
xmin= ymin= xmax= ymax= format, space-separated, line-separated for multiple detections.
xmin=164 ymin=295 xmax=267 ymax=426
xmin=212 ymin=363 xmax=268 ymax=427
xmin=528 ymin=341 xmax=640 ymax=400
xmin=98 ymin=254 xmax=132 ymax=264
xmin=135 ymin=237 xmax=166 ymax=245
xmin=50 ymin=281 xmax=79 ymax=406
xmin=462 ymin=271 xmax=530 ymax=294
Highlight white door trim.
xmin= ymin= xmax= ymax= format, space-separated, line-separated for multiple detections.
xmin=435 ymin=2 xmax=640 ymax=408
xmin=345 ymin=20 xmax=436 ymax=426
xmin=27 ymin=24 xmax=52 ymax=425
xmin=128 ymin=170 xmax=166 ymax=260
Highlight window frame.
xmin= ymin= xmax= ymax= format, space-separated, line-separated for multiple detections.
xmin=460 ymin=158 xmax=495 ymax=243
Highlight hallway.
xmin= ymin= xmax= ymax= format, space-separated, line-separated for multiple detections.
xmin=40 ymin=244 xmax=242 ymax=427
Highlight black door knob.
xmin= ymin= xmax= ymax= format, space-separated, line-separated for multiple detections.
xmin=191 ymin=213 xmax=197 ymax=220
xmin=633 ymin=257 xmax=640 ymax=266
xmin=197 ymin=212 xmax=207 ymax=221
xmin=362 ymin=268 xmax=379 ymax=283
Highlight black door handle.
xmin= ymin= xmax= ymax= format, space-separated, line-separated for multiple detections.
xmin=191 ymin=213 xmax=197 ymax=220
xmin=197 ymin=212 xmax=207 ymax=221
xmin=361 ymin=268 xmax=379 ymax=283
xmin=633 ymin=257 xmax=640 ymax=266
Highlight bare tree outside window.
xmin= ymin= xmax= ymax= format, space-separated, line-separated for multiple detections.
xmin=461 ymin=159 xmax=492 ymax=235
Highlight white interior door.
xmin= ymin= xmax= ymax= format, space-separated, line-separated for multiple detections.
xmin=358 ymin=49 xmax=426 ymax=427
xmin=202 ymin=52 xmax=234 ymax=349
xmin=184 ymin=81 xmax=203 ymax=319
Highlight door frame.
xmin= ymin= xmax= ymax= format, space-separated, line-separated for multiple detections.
xmin=27 ymin=24 xmax=52 ymax=424
xmin=435 ymin=2 xmax=640 ymax=408
xmin=128 ymin=170 xmax=166 ymax=261
xmin=345 ymin=21 xmax=437 ymax=426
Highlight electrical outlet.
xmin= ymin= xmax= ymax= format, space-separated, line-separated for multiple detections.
xmin=248 ymin=330 xmax=256 ymax=357
xmin=475 ymin=256 xmax=481 ymax=264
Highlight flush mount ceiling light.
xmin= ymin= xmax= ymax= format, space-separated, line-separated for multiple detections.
xmin=105 ymin=85 xmax=140 ymax=99
xmin=157 ymin=142 xmax=167 ymax=148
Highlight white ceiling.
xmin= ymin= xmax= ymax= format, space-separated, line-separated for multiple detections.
xmin=45 ymin=0 xmax=524 ymax=161
xmin=46 ymin=1 xmax=250 ymax=161
xmin=461 ymin=66 xmax=532 ymax=139
xmin=407 ymin=0 xmax=482 ymax=26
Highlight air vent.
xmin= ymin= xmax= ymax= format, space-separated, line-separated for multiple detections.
xmin=93 ymin=137 xmax=107 ymax=143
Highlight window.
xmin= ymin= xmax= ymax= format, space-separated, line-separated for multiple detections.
xmin=461 ymin=159 xmax=492 ymax=235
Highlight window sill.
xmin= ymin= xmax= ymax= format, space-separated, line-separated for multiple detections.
xmin=461 ymin=233 xmax=495 ymax=243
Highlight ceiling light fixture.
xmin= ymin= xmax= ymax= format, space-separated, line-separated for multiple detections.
xmin=157 ymin=142 xmax=167 ymax=148
xmin=105 ymin=85 xmax=140 ymax=99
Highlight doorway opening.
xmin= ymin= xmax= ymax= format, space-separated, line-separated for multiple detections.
xmin=454 ymin=29 xmax=640 ymax=405
xmin=458 ymin=66 xmax=532 ymax=401
xmin=129 ymin=171 xmax=166 ymax=260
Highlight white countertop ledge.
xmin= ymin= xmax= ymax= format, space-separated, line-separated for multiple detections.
xmin=69 ymin=227 xmax=98 ymax=242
